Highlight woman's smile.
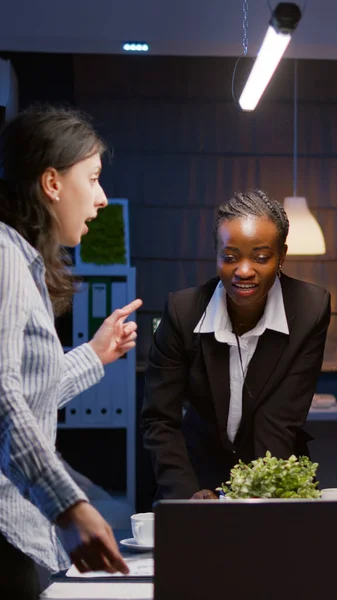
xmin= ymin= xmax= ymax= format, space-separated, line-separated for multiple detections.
xmin=232 ymin=282 xmax=259 ymax=297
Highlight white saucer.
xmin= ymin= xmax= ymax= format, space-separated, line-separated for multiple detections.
xmin=120 ymin=537 xmax=154 ymax=552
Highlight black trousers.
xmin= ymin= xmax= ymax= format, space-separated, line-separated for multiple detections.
xmin=0 ymin=532 xmax=41 ymax=600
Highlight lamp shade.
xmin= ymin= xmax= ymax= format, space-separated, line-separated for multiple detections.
xmin=284 ymin=196 xmax=326 ymax=255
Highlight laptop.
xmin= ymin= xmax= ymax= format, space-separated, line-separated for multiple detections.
xmin=154 ymin=499 xmax=337 ymax=600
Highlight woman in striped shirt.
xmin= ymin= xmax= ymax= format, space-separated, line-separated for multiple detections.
xmin=0 ymin=105 xmax=142 ymax=598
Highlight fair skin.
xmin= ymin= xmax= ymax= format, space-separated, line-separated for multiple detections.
xmin=56 ymin=501 xmax=128 ymax=575
xmin=191 ymin=215 xmax=287 ymax=501
xmin=41 ymin=152 xmax=108 ymax=247
xmin=40 ymin=155 xmax=143 ymax=574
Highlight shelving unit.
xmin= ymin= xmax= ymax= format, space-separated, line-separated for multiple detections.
xmin=57 ymin=200 xmax=138 ymax=526
xmin=307 ymin=407 xmax=337 ymax=421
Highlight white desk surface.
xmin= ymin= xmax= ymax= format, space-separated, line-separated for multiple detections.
xmin=41 ymin=581 xmax=154 ymax=600
xmin=41 ymin=530 xmax=154 ymax=599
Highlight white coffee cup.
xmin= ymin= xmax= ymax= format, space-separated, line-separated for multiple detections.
xmin=131 ymin=512 xmax=154 ymax=546
xmin=320 ymin=488 xmax=337 ymax=500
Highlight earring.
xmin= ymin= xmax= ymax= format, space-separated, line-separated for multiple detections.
xmin=277 ymin=264 xmax=282 ymax=278
xmin=55 ymin=195 xmax=60 ymax=201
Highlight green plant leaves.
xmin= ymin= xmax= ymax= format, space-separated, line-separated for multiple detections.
xmin=219 ymin=451 xmax=320 ymax=499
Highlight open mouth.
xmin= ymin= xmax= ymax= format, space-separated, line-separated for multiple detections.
xmin=232 ymin=283 xmax=259 ymax=297
xmin=85 ymin=214 xmax=97 ymax=223
xmin=232 ymin=283 xmax=258 ymax=289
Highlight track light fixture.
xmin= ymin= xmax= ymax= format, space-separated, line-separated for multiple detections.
xmin=238 ymin=3 xmax=302 ymax=111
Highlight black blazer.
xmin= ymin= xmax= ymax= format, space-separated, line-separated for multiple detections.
xmin=141 ymin=274 xmax=331 ymax=499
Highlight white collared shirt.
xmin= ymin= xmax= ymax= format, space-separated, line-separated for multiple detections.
xmin=194 ymin=278 xmax=289 ymax=443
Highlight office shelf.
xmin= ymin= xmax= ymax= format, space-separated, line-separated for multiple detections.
xmin=307 ymin=407 xmax=337 ymax=421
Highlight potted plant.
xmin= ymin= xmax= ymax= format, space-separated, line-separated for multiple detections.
xmin=217 ymin=451 xmax=321 ymax=500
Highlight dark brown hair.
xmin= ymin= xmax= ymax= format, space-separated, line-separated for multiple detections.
xmin=0 ymin=105 xmax=107 ymax=315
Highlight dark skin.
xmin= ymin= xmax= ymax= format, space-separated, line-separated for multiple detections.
xmin=218 ymin=216 xmax=287 ymax=335
xmin=191 ymin=216 xmax=287 ymax=500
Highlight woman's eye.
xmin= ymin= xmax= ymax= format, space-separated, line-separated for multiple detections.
xmin=222 ymin=255 xmax=236 ymax=263
xmin=255 ymin=255 xmax=269 ymax=263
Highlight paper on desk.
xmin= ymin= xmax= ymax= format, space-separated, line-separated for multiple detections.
xmin=41 ymin=581 xmax=154 ymax=599
xmin=66 ymin=555 xmax=154 ymax=578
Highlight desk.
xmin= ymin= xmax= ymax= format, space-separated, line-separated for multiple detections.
xmin=41 ymin=530 xmax=154 ymax=600
xmin=41 ymin=581 xmax=154 ymax=599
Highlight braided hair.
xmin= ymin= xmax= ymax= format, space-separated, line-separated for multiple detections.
xmin=214 ymin=189 xmax=289 ymax=250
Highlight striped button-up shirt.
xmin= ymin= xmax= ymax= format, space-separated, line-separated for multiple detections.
xmin=0 ymin=222 xmax=104 ymax=572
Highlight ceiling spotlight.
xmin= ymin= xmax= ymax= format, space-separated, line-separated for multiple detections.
xmin=122 ymin=43 xmax=149 ymax=52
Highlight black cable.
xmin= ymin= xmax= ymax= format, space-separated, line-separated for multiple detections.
xmin=195 ymin=292 xmax=253 ymax=400
xmin=233 ymin=330 xmax=254 ymax=399
xmin=231 ymin=54 xmax=246 ymax=107
xmin=302 ymin=0 xmax=308 ymax=14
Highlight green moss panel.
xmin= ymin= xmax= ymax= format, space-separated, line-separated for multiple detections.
xmin=80 ymin=203 xmax=127 ymax=265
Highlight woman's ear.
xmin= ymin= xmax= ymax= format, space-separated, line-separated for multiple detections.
xmin=40 ymin=168 xmax=61 ymax=203
xmin=280 ymin=244 xmax=288 ymax=266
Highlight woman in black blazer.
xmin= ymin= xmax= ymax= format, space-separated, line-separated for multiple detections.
xmin=141 ymin=189 xmax=331 ymax=500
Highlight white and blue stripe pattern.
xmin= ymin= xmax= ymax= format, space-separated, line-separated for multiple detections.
xmin=0 ymin=222 xmax=104 ymax=572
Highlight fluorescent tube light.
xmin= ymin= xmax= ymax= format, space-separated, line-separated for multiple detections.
xmin=239 ymin=3 xmax=301 ymax=111
xmin=239 ymin=27 xmax=291 ymax=110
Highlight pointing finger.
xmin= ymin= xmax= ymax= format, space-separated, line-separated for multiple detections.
xmin=106 ymin=299 xmax=143 ymax=325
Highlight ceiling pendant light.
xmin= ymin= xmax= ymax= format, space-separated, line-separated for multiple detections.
xmin=238 ymin=3 xmax=301 ymax=111
xmin=285 ymin=60 xmax=326 ymax=255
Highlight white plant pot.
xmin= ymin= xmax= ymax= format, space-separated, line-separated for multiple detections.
xmin=218 ymin=495 xmax=321 ymax=503
xmin=219 ymin=494 xmax=232 ymax=501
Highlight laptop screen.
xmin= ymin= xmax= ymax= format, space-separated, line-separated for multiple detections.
xmin=154 ymin=499 xmax=337 ymax=600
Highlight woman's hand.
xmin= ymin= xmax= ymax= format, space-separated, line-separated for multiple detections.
xmin=88 ymin=298 xmax=143 ymax=365
xmin=191 ymin=489 xmax=218 ymax=500
xmin=56 ymin=501 xmax=129 ymax=574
